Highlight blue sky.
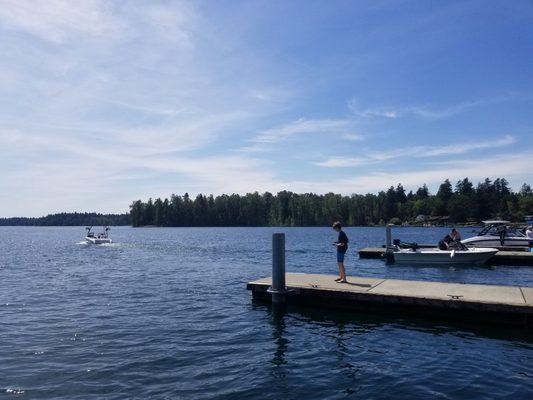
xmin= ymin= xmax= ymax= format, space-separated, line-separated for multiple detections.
xmin=0 ymin=0 xmax=532 ymax=216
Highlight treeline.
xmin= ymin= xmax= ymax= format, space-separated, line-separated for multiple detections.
xmin=0 ymin=212 xmax=131 ymax=226
xmin=130 ymin=178 xmax=533 ymax=227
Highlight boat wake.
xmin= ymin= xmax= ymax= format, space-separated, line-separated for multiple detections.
xmin=76 ymin=241 xmax=119 ymax=247
xmin=98 ymin=242 xmax=119 ymax=247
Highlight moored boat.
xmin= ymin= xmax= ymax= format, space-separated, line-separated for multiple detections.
xmin=391 ymin=243 xmax=498 ymax=265
xmin=462 ymin=220 xmax=530 ymax=248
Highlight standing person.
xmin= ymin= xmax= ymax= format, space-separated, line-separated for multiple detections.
xmin=332 ymin=221 xmax=349 ymax=283
xmin=497 ymin=224 xmax=507 ymax=246
xmin=450 ymin=228 xmax=461 ymax=242
xmin=526 ymin=226 xmax=533 ymax=249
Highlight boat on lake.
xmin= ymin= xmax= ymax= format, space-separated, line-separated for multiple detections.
xmin=462 ymin=220 xmax=530 ymax=248
xmin=85 ymin=226 xmax=112 ymax=244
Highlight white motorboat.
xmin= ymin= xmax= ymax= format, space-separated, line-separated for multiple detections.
xmin=85 ymin=226 xmax=112 ymax=244
xmin=392 ymin=246 xmax=498 ymax=265
xmin=461 ymin=220 xmax=530 ymax=248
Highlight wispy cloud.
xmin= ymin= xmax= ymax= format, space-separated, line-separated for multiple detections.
xmin=255 ymin=118 xmax=354 ymax=143
xmin=348 ymin=97 xmax=509 ymax=120
xmin=420 ymin=134 xmax=516 ymax=156
xmin=0 ymin=0 xmax=124 ymax=43
xmin=342 ymin=133 xmax=364 ymax=141
xmin=315 ymin=157 xmax=366 ymax=168
xmin=292 ymin=151 xmax=533 ymax=194
xmin=0 ymin=1 xmax=292 ymax=215
xmin=239 ymin=118 xmax=361 ymax=152
xmin=0 ymin=2 xmax=531 ymax=216
xmin=316 ymin=135 xmax=516 ymax=167
xmin=0 ymin=128 xmax=282 ymax=215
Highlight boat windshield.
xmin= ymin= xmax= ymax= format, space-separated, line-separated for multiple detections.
xmin=477 ymin=225 xmax=525 ymax=237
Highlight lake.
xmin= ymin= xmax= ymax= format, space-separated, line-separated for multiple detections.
xmin=1 ymin=226 xmax=532 ymax=399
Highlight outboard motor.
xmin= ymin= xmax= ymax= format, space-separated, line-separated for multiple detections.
xmin=393 ymin=239 xmax=419 ymax=251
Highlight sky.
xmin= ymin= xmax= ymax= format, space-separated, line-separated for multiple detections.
xmin=0 ymin=0 xmax=532 ymax=217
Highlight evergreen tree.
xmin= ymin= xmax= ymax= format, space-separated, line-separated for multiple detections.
xmin=121 ymin=177 xmax=532 ymax=227
xmin=435 ymin=179 xmax=453 ymax=215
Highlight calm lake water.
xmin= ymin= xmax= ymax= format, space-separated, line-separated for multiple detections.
xmin=1 ymin=226 xmax=532 ymax=399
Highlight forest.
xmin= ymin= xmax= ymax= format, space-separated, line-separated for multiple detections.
xmin=129 ymin=178 xmax=533 ymax=227
xmin=0 ymin=212 xmax=131 ymax=226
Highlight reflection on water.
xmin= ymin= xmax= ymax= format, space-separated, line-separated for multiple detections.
xmin=257 ymin=301 xmax=533 ymax=399
xmin=269 ymin=304 xmax=289 ymax=368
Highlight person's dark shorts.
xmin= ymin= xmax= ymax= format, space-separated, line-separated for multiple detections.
xmin=337 ymin=251 xmax=346 ymax=262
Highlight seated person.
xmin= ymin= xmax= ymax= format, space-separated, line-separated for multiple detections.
xmin=451 ymin=228 xmax=461 ymax=242
xmin=438 ymin=234 xmax=453 ymax=250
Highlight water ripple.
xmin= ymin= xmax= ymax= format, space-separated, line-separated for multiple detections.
xmin=0 ymin=226 xmax=532 ymax=399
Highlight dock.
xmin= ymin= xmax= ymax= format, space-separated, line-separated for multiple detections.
xmin=358 ymin=247 xmax=533 ymax=265
xmin=248 ymin=273 xmax=533 ymax=327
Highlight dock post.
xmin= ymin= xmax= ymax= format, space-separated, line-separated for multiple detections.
xmin=385 ymin=224 xmax=395 ymax=262
xmin=386 ymin=224 xmax=393 ymax=248
xmin=268 ymin=233 xmax=287 ymax=304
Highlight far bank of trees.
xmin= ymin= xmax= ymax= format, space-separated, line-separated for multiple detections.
xmin=129 ymin=178 xmax=533 ymax=227
xmin=0 ymin=212 xmax=131 ymax=226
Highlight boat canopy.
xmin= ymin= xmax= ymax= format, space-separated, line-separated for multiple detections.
xmin=481 ymin=220 xmax=510 ymax=225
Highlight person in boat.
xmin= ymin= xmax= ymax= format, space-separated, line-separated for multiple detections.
xmin=438 ymin=234 xmax=463 ymax=250
xmin=496 ymin=224 xmax=507 ymax=246
xmin=438 ymin=234 xmax=453 ymax=250
xmin=332 ymin=221 xmax=348 ymax=283
xmin=450 ymin=228 xmax=461 ymax=242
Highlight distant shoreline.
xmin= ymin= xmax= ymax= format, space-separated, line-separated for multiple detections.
xmin=1 ymin=222 xmax=521 ymax=228
xmin=0 ymin=212 xmax=130 ymax=227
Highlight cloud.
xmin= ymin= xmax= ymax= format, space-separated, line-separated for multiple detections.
xmin=315 ymin=135 xmax=516 ymax=167
xmin=239 ymin=118 xmax=361 ymax=152
xmin=114 ymin=110 xmax=254 ymax=155
xmin=255 ymin=118 xmax=354 ymax=143
xmin=291 ymin=151 xmax=533 ymax=194
xmin=0 ymin=1 xmax=297 ymax=216
xmin=315 ymin=157 xmax=367 ymax=168
xmin=0 ymin=122 xmax=528 ymax=216
xmin=248 ymin=87 xmax=294 ymax=102
xmin=420 ymin=134 xmax=515 ymax=156
xmin=0 ymin=0 xmax=124 ymax=43
xmin=0 ymin=126 xmax=284 ymax=216
xmin=348 ymin=97 xmax=509 ymax=120
xmin=342 ymin=133 xmax=364 ymax=141
xmin=1 ymin=2 xmax=531 ymax=217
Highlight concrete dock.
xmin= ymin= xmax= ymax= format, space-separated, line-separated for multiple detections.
xmin=358 ymin=247 xmax=533 ymax=265
xmin=248 ymin=273 xmax=533 ymax=328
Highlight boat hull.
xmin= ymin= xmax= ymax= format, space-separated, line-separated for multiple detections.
xmin=461 ymin=236 xmax=530 ymax=248
xmin=85 ymin=236 xmax=112 ymax=245
xmin=393 ymin=248 xmax=498 ymax=265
